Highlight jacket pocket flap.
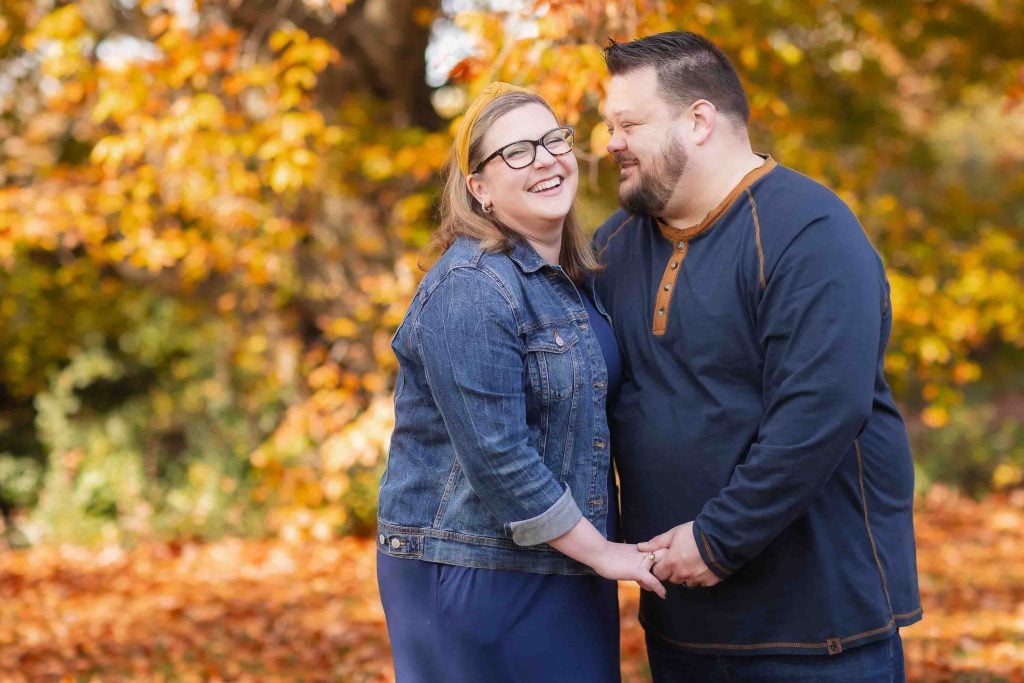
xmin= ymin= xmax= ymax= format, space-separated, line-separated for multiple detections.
xmin=523 ymin=323 xmax=580 ymax=354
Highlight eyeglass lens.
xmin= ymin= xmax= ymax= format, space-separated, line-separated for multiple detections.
xmin=502 ymin=128 xmax=574 ymax=168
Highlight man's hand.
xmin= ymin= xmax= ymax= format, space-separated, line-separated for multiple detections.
xmin=638 ymin=522 xmax=722 ymax=588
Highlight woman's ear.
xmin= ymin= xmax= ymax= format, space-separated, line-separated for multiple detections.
xmin=467 ymin=174 xmax=492 ymax=213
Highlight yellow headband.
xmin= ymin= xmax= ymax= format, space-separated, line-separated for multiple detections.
xmin=454 ymin=82 xmax=533 ymax=176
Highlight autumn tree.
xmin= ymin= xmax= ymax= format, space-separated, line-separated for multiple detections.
xmin=1 ymin=0 xmax=446 ymax=542
xmin=1 ymin=0 xmax=1021 ymax=543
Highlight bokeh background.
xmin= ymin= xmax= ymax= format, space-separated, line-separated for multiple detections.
xmin=0 ymin=0 xmax=1022 ymax=680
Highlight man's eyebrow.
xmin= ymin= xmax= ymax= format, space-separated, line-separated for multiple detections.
xmin=604 ymin=108 xmax=641 ymax=121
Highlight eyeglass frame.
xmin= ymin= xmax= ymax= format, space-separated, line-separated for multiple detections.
xmin=471 ymin=125 xmax=575 ymax=175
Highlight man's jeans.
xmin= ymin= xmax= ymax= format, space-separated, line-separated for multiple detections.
xmin=646 ymin=631 xmax=905 ymax=682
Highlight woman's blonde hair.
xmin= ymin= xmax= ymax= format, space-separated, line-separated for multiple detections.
xmin=422 ymin=91 xmax=601 ymax=282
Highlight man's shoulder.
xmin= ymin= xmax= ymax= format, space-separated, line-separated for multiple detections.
xmin=754 ymin=164 xmax=881 ymax=273
xmin=594 ymin=209 xmax=642 ymax=251
xmin=757 ymin=164 xmax=856 ymax=220
xmin=754 ymin=164 xmax=863 ymax=245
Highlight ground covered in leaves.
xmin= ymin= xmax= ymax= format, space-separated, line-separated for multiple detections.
xmin=1 ymin=487 xmax=1022 ymax=682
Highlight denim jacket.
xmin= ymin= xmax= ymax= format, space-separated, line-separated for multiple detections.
xmin=377 ymin=236 xmax=613 ymax=574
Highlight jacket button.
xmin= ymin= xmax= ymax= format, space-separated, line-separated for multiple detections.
xmin=554 ymin=334 xmax=564 ymax=347
xmin=594 ymin=440 xmax=605 ymax=449
xmin=578 ymin=322 xmax=589 ymax=330
xmin=390 ymin=537 xmax=402 ymax=550
xmin=378 ymin=534 xmax=386 ymax=545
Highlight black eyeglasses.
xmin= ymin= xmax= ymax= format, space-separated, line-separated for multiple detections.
xmin=472 ymin=126 xmax=575 ymax=174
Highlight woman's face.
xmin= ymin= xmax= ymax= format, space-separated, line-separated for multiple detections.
xmin=469 ymin=103 xmax=579 ymax=237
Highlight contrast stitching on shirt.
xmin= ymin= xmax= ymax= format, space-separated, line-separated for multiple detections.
xmin=596 ymin=214 xmax=635 ymax=258
xmin=746 ymin=188 xmax=767 ymax=289
xmin=652 ymin=241 xmax=687 ymax=335
xmin=649 ymin=157 xmax=778 ymax=336
xmin=894 ymin=607 xmax=923 ymax=621
xmin=643 ymin=617 xmax=896 ymax=652
xmin=700 ymin=532 xmax=732 ymax=577
xmin=656 ymin=155 xmax=778 ymax=244
xmin=856 ymin=438 xmax=896 ymax=616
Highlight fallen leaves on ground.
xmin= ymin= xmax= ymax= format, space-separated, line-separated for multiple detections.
xmin=1 ymin=487 xmax=1022 ymax=682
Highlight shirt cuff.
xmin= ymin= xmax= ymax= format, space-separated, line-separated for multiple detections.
xmin=508 ymin=485 xmax=583 ymax=546
xmin=692 ymin=519 xmax=735 ymax=580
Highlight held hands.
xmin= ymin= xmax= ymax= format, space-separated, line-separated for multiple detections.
xmin=591 ymin=542 xmax=668 ymax=599
xmin=638 ymin=521 xmax=722 ymax=589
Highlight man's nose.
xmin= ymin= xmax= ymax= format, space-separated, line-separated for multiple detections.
xmin=606 ymin=131 xmax=626 ymax=154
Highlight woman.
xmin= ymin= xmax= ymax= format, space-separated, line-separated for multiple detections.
xmin=376 ymin=83 xmax=663 ymax=683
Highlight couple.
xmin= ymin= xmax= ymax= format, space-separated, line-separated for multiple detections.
xmin=376 ymin=31 xmax=921 ymax=682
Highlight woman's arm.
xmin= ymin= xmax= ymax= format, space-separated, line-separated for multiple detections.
xmin=549 ymin=518 xmax=667 ymax=598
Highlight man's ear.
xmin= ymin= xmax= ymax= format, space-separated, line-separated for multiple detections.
xmin=688 ymin=99 xmax=717 ymax=145
xmin=467 ymin=174 xmax=491 ymax=211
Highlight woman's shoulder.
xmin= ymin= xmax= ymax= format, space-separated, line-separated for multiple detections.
xmin=426 ymin=237 xmax=524 ymax=286
xmin=418 ymin=240 xmax=515 ymax=307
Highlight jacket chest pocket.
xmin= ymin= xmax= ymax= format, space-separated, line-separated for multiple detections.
xmin=524 ymin=324 xmax=580 ymax=401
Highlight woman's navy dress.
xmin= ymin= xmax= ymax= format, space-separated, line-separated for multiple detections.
xmin=377 ymin=288 xmax=624 ymax=683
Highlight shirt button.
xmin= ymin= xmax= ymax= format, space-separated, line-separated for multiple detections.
xmin=554 ymin=334 xmax=564 ymax=347
xmin=670 ymin=262 xmax=678 ymax=269
xmin=663 ymin=284 xmax=671 ymax=291
xmin=657 ymin=308 xmax=666 ymax=317
xmin=676 ymin=241 xmax=685 ymax=250
xmin=390 ymin=537 xmax=402 ymax=550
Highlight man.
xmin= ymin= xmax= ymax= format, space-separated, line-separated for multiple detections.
xmin=594 ymin=31 xmax=922 ymax=680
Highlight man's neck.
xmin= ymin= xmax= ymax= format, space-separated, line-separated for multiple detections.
xmin=659 ymin=150 xmax=765 ymax=230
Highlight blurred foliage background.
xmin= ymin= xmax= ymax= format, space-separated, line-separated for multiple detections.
xmin=0 ymin=0 xmax=1021 ymax=547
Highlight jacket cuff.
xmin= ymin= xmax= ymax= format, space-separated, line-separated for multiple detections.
xmin=692 ymin=519 xmax=735 ymax=580
xmin=509 ymin=485 xmax=583 ymax=546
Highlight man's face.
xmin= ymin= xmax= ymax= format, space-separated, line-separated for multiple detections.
xmin=604 ymin=67 xmax=688 ymax=216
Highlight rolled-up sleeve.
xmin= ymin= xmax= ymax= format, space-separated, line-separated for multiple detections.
xmin=415 ymin=267 xmax=582 ymax=546
xmin=693 ymin=215 xmax=883 ymax=577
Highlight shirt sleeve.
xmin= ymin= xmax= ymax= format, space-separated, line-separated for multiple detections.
xmin=414 ymin=266 xmax=582 ymax=546
xmin=692 ymin=214 xmax=885 ymax=578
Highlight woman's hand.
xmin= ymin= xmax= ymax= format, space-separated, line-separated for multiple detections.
xmin=547 ymin=518 xmax=666 ymax=598
xmin=591 ymin=542 xmax=668 ymax=599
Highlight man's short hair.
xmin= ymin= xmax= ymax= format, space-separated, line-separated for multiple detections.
xmin=604 ymin=31 xmax=750 ymax=124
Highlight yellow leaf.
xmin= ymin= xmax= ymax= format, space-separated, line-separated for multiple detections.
xmin=921 ymin=406 xmax=949 ymax=428
xmin=589 ymin=124 xmax=611 ymax=157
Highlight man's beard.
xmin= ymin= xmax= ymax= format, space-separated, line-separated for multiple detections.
xmin=617 ymin=135 xmax=688 ymax=216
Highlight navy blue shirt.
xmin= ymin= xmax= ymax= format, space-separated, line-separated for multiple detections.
xmin=579 ymin=287 xmax=622 ymax=541
xmin=594 ymin=158 xmax=922 ymax=656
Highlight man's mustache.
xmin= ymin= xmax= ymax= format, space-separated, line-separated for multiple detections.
xmin=614 ymin=153 xmax=639 ymax=166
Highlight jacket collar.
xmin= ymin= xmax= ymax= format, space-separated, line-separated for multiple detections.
xmin=506 ymin=237 xmax=550 ymax=274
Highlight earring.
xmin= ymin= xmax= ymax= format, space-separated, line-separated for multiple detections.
xmin=482 ymin=203 xmax=493 ymax=214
